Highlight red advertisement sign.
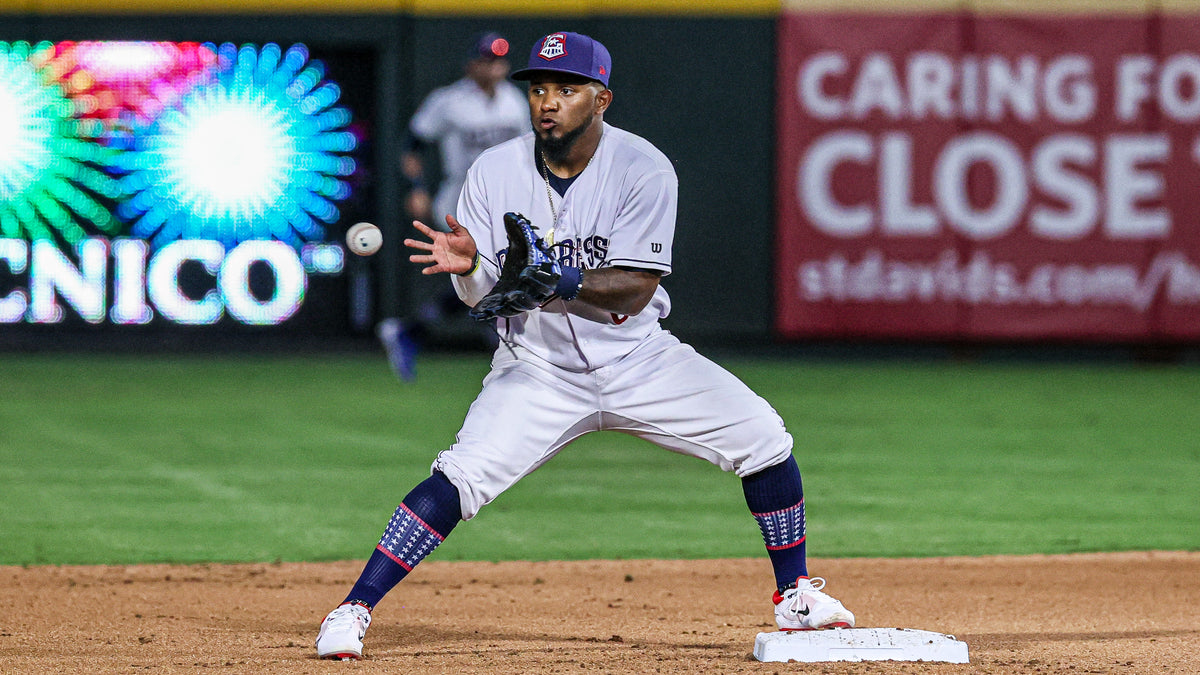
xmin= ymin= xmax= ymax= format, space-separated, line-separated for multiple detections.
xmin=775 ymin=12 xmax=1200 ymax=341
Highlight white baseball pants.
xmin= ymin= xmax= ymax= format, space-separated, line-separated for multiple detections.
xmin=433 ymin=330 xmax=794 ymax=520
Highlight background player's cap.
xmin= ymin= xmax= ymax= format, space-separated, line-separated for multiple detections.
xmin=470 ymin=32 xmax=511 ymax=60
xmin=511 ymin=31 xmax=611 ymax=87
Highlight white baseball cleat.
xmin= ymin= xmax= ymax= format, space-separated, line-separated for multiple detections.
xmin=773 ymin=576 xmax=855 ymax=631
xmin=316 ymin=603 xmax=372 ymax=660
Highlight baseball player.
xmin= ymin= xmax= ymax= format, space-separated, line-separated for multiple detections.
xmin=317 ymin=31 xmax=854 ymax=660
xmin=377 ymin=31 xmax=527 ymax=380
xmin=402 ymin=31 xmax=529 ymax=225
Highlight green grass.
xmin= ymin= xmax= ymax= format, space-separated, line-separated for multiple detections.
xmin=0 ymin=353 xmax=1196 ymax=565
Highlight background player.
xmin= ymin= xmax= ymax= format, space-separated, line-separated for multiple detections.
xmin=376 ymin=31 xmax=527 ymax=380
xmin=316 ymin=31 xmax=854 ymax=660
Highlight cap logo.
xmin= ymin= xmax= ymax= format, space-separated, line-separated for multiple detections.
xmin=538 ymin=33 xmax=567 ymax=61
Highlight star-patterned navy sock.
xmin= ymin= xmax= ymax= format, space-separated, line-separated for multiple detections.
xmin=342 ymin=471 xmax=461 ymax=609
xmin=741 ymin=455 xmax=808 ymax=593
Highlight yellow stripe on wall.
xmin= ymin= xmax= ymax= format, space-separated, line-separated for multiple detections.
xmin=8 ymin=0 xmax=1198 ymax=16
xmin=4 ymin=0 xmax=407 ymax=14
xmin=782 ymin=0 xmax=1200 ymax=13
xmin=2 ymin=0 xmax=777 ymax=16
xmin=412 ymin=0 xmax=779 ymax=16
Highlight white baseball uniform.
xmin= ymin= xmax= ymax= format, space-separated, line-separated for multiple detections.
xmin=436 ymin=123 xmax=793 ymax=520
xmin=408 ymin=76 xmax=528 ymax=224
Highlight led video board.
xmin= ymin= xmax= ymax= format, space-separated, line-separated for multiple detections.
xmin=0 ymin=40 xmax=373 ymax=333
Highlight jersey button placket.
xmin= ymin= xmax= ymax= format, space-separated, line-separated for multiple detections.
xmin=556 ymin=203 xmax=569 ymax=247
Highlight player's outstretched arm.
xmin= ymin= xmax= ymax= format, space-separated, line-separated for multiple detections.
xmin=405 ymin=215 xmax=478 ymax=275
xmin=576 ymin=267 xmax=661 ymax=316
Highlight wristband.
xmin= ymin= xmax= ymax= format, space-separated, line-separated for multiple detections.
xmin=456 ymin=253 xmax=481 ymax=277
xmin=555 ymin=266 xmax=583 ymax=301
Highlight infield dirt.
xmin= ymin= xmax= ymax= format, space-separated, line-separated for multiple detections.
xmin=1 ymin=551 xmax=1196 ymax=674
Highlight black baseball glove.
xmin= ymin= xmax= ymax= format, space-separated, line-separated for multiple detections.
xmin=468 ymin=212 xmax=561 ymax=321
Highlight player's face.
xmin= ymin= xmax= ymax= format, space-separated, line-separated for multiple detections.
xmin=527 ymin=75 xmax=610 ymax=149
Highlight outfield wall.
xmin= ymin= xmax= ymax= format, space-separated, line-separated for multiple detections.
xmin=0 ymin=12 xmax=775 ymax=346
xmin=777 ymin=3 xmax=1200 ymax=343
xmin=2 ymin=2 xmax=1199 ymax=348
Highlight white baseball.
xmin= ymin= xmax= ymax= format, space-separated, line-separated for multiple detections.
xmin=346 ymin=222 xmax=382 ymax=256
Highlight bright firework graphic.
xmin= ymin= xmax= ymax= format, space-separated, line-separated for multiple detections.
xmin=0 ymin=41 xmax=126 ymax=245
xmin=46 ymin=41 xmax=219 ymax=147
xmin=117 ymin=42 xmax=359 ymax=249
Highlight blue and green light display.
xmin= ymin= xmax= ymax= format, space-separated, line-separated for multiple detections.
xmin=118 ymin=43 xmax=358 ymax=249
xmin=0 ymin=41 xmax=363 ymax=326
xmin=0 ymin=41 xmax=125 ymax=245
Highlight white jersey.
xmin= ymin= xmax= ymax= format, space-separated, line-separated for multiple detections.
xmin=451 ymin=123 xmax=678 ymax=371
xmin=409 ymin=77 xmax=528 ymax=223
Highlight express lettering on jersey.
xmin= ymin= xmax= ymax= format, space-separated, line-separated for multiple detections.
xmin=551 ymin=235 xmax=609 ymax=269
xmin=496 ymin=235 xmax=609 ymax=270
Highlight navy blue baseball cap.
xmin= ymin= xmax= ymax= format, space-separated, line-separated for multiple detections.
xmin=511 ymin=31 xmax=611 ymax=87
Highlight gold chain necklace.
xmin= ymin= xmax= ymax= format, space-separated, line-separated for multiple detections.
xmin=540 ymin=150 xmax=594 ymax=247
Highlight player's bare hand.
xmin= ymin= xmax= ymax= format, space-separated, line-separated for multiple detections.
xmin=405 ymin=214 xmax=478 ymax=275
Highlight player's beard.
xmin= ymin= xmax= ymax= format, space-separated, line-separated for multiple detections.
xmin=535 ymin=117 xmax=591 ymax=166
